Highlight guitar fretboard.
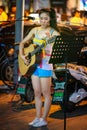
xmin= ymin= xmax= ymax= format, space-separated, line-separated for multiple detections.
xmin=29 ymin=44 xmax=44 ymax=57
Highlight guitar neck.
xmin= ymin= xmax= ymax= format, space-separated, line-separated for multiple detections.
xmin=28 ymin=44 xmax=44 ymax=57
xmin=28 ymin=35 xmax=57 ymax=58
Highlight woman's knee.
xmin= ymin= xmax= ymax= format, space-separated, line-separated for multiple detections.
xmin=42 ymin=89 xmax=51 ymax=97
xmin=34 ymin=89 xmax=41 ymax=97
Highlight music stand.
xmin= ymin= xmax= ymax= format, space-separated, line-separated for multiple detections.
xmin=49 ymin=35 xmax=85 ymax=130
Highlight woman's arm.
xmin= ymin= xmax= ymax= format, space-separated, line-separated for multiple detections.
xmin=52 ymin=30 xmax=60 ymax=36
xmin=19 ymin=27 xmax=36 ymax=65
xmin=19 ymin=27 xmax=36 ymax=57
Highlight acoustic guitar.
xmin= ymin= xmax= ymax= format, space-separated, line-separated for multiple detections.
xmin=18 ymin=35 xmax=57 ymax=76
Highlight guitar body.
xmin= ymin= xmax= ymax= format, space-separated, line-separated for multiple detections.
xmin=18 ymin=44 xmax=41 ymax=76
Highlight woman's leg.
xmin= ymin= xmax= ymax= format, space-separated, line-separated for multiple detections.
xmin=31 ymin=75 xmax=42 ymax=118
xmin=40 ymin=77 xmax=52 ymax=120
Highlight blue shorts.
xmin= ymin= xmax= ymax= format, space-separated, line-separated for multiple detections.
xmin=33 ymin=67 xmax=53 ymax=77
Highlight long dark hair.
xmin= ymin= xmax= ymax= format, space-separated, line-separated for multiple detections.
xmin=38 ymin=8 xmax=59 ymax=31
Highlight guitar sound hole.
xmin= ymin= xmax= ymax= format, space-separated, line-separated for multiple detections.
xmin=28 ymin=53 xmax=31 ymax=59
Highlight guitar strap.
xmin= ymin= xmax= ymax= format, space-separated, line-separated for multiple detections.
xmin=50 ymin=29 xmax=55 ymax=36
xmin=33 ymin=38 xmax=46 ymax=45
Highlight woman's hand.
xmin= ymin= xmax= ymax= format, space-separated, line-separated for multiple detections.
xmin=21 ymin=54 xmax=31 ymax=66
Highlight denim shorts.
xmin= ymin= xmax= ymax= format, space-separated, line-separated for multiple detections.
xmin=33 ymin=67 xmax=53 ymax=77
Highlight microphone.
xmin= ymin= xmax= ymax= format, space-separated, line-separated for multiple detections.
xmin=26 ymin=16 xmax=35 ymax=20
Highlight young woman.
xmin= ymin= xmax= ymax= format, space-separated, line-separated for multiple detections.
xmin=19 ymin=8 xmax=60 ymax=127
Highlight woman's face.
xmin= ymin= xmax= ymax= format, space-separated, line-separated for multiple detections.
xmin=39 ymin=12 xmax=50 ymax=28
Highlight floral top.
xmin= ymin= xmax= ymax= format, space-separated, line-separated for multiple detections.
xmin=33 ymin=29 xmax=54 ymax=70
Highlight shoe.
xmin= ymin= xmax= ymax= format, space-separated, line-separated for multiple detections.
xmin=33 ymin=118 xmax=47 ymax=127
xmin=28 ymin=117 xmax=40 ymax=126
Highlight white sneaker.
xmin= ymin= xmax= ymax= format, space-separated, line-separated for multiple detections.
xmin=28 ymin=117 xmax=40 ymax=126
xmin=33 ymin=118 xmax=47 ymax=127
